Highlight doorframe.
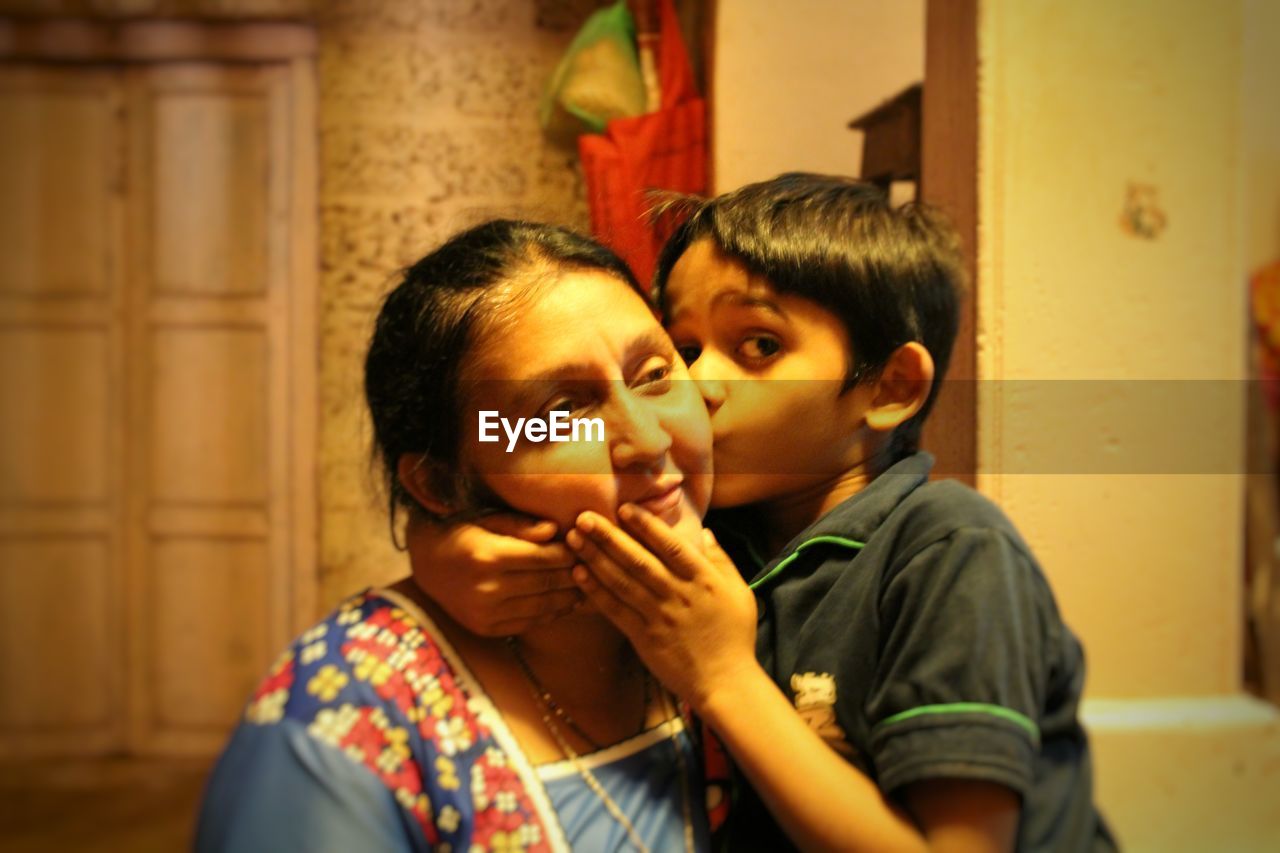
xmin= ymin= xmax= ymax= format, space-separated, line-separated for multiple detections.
xmin=0 ymin=19 xmax=316 ymax=64
xmin=922 ymin=0 xmax=979 ymax=484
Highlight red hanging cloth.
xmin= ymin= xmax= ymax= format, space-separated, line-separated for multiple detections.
xmin=578 ymin=0 xmax=706 ymax=288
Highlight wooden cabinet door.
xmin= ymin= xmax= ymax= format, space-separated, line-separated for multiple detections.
xmin=0 ymin=57 xmax=316 ymax=758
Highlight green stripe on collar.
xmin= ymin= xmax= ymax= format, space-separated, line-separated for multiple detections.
xmin=748 ymin=535 xmax=865 ymax=590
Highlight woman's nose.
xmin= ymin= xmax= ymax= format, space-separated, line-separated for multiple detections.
xmin=609 ymin=391 xmax=672 ymax=472
xmin=689 ymin=357 xmax=726 ymax=416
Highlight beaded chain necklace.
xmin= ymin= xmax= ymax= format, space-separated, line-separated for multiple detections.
xmin=506 ymin=637 xmax=696 ymax=853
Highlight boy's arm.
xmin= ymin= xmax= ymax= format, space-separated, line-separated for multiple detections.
xmin=569 ymin=506 xmax=1021 ymax=853
xmin=405 ymin=514 xmax=582 ymax=636
xmin=699 ymin=658 xmax=1017 ymax=853
xmin=901 ymin=780 xmax=1020 ymax=853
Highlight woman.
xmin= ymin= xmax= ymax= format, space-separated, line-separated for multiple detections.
xmin=195 ymin=221 xmax=714 ymax=852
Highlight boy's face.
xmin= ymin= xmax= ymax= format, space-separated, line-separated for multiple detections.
xmin=663 ymin=239 xmax=876 ymax=510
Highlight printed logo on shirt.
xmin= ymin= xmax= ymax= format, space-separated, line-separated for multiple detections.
xmin=791 ymin=672 xmax=858 ymax=760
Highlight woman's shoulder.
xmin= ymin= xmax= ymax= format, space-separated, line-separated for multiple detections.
xmin=242 ymin=587 xmax=491 ymax=762
xmin=227 ymin=589 xmax=502 ymax=844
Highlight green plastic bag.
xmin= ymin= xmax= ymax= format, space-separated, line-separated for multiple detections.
xmin=540 ymin=1 xmax=646 ymax=140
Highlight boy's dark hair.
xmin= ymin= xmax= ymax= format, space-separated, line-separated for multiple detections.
xmin=652 ymin=173 xmax=964 ymax=458
xmin=364 ymin=219 xmax=642 ymax=542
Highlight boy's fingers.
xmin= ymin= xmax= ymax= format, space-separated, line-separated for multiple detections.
xmin=500 ymin=542 xmax=578 ymax=571
xmin=570 ymin=515 xmax=675 ymax=599
xmin=572 ymin=565 xmax=647 ymax=636
xmin=567 ymin=527 xmax=664 ymax=607
xmin=498 ymin=567 xmax=579 ymax=597
xmin=617 ymin=504 xmax=698 ymax=581
xmin=476 ymin=513 xmax=557 ymax=542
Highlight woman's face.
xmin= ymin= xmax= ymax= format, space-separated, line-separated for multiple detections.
xmin=458 ymin=269 xmax=712 ymax=544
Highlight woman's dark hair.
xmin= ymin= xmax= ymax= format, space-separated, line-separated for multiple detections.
xmin=652 ymin=173 xmax=964 ymax=458
xmin=364 ymin=219 xmax=642 ymax=542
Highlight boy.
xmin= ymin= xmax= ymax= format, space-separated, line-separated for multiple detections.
xmin=413 ymin=175 xmax=1115 ymax=852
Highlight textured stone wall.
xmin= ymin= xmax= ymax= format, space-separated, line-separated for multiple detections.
xmin=316 ymin=0 xmax=592 ymax=606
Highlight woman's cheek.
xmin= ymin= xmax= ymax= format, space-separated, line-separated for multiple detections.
xmin=662 ymin=385 xmax=713 ymax=457
xmin=659 ymin=402 xmax=713 ymax=518
xmin=471 ymin=439 xmax=610 ymax=525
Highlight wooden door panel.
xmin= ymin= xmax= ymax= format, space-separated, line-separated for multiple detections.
xmin=0 ymin=538 xmax=114 ymax=730
xmin=148 ymin=327 xmax=269 ymax=505
xmin=0 ymin=78 xmax=117 ymax=298
xmin=148 ymin=538 xmax=271 ymax=733
xmin=152 ymin=90 xmax=270 ymax=297
xmin=0 ymin=66 xmax=125 ymax=756
xmin=0 ymin=328 xmax=112 ymax=504
xmin=127 ymin=63 xmax=295 ymax=753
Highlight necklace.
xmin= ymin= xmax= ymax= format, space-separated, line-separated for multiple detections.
xmin=506 ymin=639 xmax=695 ymax=853
xmin=506 ymin=636 xmax=650 ymax=751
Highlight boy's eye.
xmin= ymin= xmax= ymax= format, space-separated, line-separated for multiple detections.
xmin=676 ymin=345 xmax=701 ymax=365
xmin=738 ymin=335 xmax=781 ymax=360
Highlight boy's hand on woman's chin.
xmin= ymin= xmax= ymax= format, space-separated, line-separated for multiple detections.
xmin=405 ymin=513 xmax=583 ymax=637
xmin=567 ymin=505 xmax=761 ymax=714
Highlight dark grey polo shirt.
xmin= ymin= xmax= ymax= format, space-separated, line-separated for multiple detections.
xmin=708 ymin=452 xmax=1117 ymax=852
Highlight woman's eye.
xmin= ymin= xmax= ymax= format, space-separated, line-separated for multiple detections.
xmin=545 ymin=396 xmax=581 ymax=416
xmin=738 ymin=335 xmax=782 ymax=360
xmin=633 ymin=358 xmax=673 ymax=392
xmin=676 ymin=345 xmax=701 ymax=365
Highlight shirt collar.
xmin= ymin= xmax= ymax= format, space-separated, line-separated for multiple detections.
xmin=762 ymin=451 xmax=935 ymax=571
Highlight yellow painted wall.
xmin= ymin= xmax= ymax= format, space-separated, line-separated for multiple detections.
xmin=1244 ymin=0 xmax=1280 ymax=274
xmin=978 ymin=0 xmax=1245 ymax=696
xmin=978 ymin=0 xmax=1279 ymax=848
xmin=712 ymin=0 xmax=923 ymax=192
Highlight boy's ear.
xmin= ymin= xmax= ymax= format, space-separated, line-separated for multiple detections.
xmin=864 ymin=342 xmax=935 ymax=433
xmin=396 ymin=453 xmax=452 ymax=517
